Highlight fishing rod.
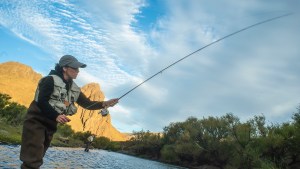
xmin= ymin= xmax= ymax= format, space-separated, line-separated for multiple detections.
xmin=91 ymin=13 xmax=292 ymax=116
xmin=118 ymin=13 xmax=293 ymax=100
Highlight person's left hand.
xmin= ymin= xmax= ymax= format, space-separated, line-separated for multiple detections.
xmin=103 ymin=98 xmax=119 ymax=107
xmin=56 ymin=114 xmax=71 ymax=124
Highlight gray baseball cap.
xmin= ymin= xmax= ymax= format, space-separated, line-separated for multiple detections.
xmin=59 ymin=55 xmax=87 ymax=68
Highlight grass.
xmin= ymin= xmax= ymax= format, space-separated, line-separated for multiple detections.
xmin=0 ymin=118 xmax=85 ymax=147
xmin=0 ymin=119 xmax=22 ymax=144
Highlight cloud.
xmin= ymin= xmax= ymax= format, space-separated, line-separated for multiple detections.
xmin=0 ymin=0 xmax=149 ymax=89
xmin=116 ymin=0 xmax=300 ymax=131
xmin=0 ymin=0 xmax=299 ymax=132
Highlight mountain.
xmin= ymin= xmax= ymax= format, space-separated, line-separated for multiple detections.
xmin=0 ymin=61 xmax=128 ymax=141
xmin=0 ymin=62 xmax=42 ymax=106
xmin=68 ymin=83 xmax=128 ymax=141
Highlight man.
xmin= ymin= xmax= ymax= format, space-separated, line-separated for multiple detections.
xmin=84 ymin=135 xmax=94 ymax=152
xmin=20 ymin=55 xmax=119 ymax=169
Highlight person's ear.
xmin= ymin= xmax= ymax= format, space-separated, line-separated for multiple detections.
xmin=63 ymin=67 xmax=67 ymax=72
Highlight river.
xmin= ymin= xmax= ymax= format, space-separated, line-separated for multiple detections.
xmin=0 ymin=144 xmax=186 ymax=169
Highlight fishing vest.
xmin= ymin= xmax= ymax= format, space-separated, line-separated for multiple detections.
xmin=34 ymin=75 xmax=80 ymax=115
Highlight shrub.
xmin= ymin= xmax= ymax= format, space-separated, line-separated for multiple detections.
xmin=0 ymin=93 xmax=27 ymax=126
xmin=160 ymin=144 xmax=179 ymax=163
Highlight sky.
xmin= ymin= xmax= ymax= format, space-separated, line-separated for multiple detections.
xmin=0 ymin=0 xmax=299 ymax=132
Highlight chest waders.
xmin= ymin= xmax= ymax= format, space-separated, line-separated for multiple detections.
xmin=20 ymin=75 xmax=81 ymax=169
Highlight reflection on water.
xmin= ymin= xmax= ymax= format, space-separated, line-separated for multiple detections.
xmin=0 ymin=145 xmax=186 ymax=169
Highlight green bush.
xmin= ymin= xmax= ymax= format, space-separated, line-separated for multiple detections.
xmin=0 ymin=93 xmax=27 ymax=126
xmin=56 ymin=124 xmax=75 ymax=137
xmin=107 ymin=141 xmax=121 ymax=151
xmin=0 ymin=93 xmax=10 ymax=109
xmin=174 ymin=142 xmax=201 ymax=163
xmin=72 ymin=131 xmax=92 ymax=142
xmin=93 ymin=136 xmax=111 ymax=149
xmin=160 ymin=144 xmax=179 ymax=163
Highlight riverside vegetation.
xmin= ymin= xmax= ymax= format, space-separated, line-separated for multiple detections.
xmin=0 ymin=93 xmax=299 ymax=169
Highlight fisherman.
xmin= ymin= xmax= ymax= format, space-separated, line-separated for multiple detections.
xmin=84 ymin=135 xmax=94 ymax=152
xmin=20 ymin=55 xmax=119 ymax=169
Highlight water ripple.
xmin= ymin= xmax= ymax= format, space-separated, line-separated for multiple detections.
xmin=0 ymin=145 xmax=185 ymax=169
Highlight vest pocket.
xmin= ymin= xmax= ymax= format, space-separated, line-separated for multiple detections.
xmin=49 ymin=101 xmax=66 ymax=114
xmin=66 ymin=104 xmax=77 ymax=115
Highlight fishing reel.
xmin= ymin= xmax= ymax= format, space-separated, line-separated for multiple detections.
xmin=99 ymin=108 xmax=109 ymax=116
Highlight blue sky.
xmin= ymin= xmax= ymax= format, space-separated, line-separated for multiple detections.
xmin=0 ymin=0 xmax=299 ymax=132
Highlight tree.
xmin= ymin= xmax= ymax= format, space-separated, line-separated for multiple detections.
xmin=129 ymin=130 xmax=163 ymax=158
xmin=0 ymin=93 xmax=27 ymax=125
xmin=93 ymin=136 xmax=111 ymax=149
xmin=57 ymin=124 xmax=74 ymax=137
xmin=0 ymin=93 xmax=11 ymax=110
xmin=248 ymin=114 xmax=267 ymax=137
xmin=72 ymin=131 xmax=92 ymax=142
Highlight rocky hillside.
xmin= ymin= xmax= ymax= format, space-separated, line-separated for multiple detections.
xmin=0 ymin=62 xmax=42 ymax=106
xmin=68 ymin=83 xmax=128 ymax=141
xmin=0 ymin=61 xmax=128 ymax=141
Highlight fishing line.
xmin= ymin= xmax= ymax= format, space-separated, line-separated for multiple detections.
xmin=118 ymin=13 xmax=293 ymax=100
xmin=85 ymin=13 xmax=292 ymax=116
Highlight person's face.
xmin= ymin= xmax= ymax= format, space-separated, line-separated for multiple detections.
xmin=64 ymin=67 xmax=79 ymax=80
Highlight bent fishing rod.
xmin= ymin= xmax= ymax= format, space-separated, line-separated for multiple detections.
xmin=118 ymin=13 xmax=292 ymax=100
xmin=88 ymin=13 xmax=293 ymax=116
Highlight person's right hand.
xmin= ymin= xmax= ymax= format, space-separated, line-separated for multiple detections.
xmin=56 ymin=114 xmax=71 ymax=124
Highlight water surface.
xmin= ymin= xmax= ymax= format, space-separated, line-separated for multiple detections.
xmin=0 ymin=145 xmax=185 ymax=169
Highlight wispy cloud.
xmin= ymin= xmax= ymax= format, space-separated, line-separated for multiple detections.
xmin=0 ymin=0 xmax=299 ymax=132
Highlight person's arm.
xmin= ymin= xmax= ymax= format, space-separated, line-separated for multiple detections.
xmin=36 ymin=76 xmax=60 ymax=121
xmin=76 ymin=92 xmax=119 ymax=110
